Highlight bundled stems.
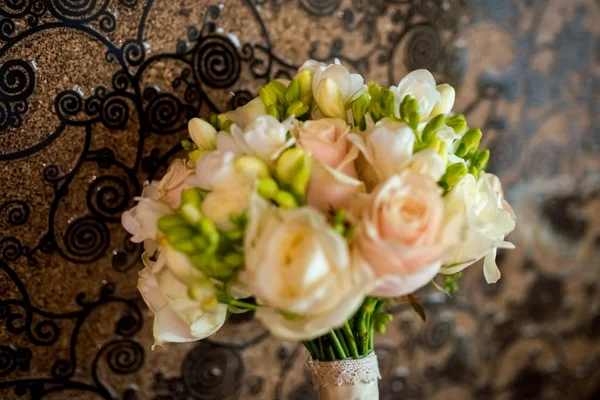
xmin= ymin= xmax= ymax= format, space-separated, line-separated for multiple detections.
xmin=303 ymin=297 xmax=386 ymax=361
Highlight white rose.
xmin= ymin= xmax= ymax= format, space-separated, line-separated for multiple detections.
xmin=187 ymin=150 xmax=234 ymax=191
xmin=230 ymin=115 xmax=295 ymax=162
xmin=441 ymin=173 xmax=516 ymax=282
xmin=201 ymin=167 xmax=254 ymax=231
xmin=242 ymin=194 xmax=373 ymax=340
xmin=348 ymin=117 xmax=445 ymax=188
xmin=390 ymin=70 xmax=441 ymax=119
xmin=138 ymin=247 xmax=227 ymax=346
xmin=121 ymin=181 xmax=172 ymax=253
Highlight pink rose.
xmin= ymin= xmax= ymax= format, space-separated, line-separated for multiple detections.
xmin=352 ymin=171 xmax=447 ymax=297
xmin=296 ymin=119 xmax=364 ymax=212
xmin=158 ymin=159 xmax=195 ymax=208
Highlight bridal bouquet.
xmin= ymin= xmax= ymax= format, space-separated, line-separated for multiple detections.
xmin=122 ymin=60 xmax=516 ymax=399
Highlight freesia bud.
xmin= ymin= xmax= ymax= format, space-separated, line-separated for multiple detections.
xmin=471 ymin=149 xmax=490 ymax=171
xmin=276 ymin=148 xmax=311 ymax=199
xmin=274 ymin=190 xmax=298 ymax=209
xmin=188 ymin=149 xmax=205 ymax=165
xmin=284 ymin=100 xmax=309 ymax=119
xmin=295 ymin=69 xmax=314 ymax=105
xmin=257 ymin=177 xmax=279 ymax=199
xmin=285 ymin=79 xmax=301 ymax=104
xmin=454 ymin=128 xmax=482 ymax=158
xmin=350 ymin=90 xmax=369 ymax=128
xmin=431 ymin=84 xmax=455 ymax=116
xmin=441 ymin=162 xmax=468 ymax=191
xmin=180 ymin=188 xmax=204 ymax=224
xmin=188 ymin=118 xmax=217 ymax=150
xmin=445 ymin=114 xmax=466 ymax=133
xmin=234 ymin=156 xmax=270 ymax=178
xmin=315 ymin=78 xmax=346 ymax=120
xmin=421 ymin=114 xmax=445 ymax=145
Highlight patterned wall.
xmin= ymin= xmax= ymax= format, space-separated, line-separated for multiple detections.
xmin=1 ymin=0 xmax=599 ymax=399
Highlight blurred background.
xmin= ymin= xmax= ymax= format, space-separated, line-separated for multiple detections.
xmin=0 ymin=0 xmax=598 ymax=399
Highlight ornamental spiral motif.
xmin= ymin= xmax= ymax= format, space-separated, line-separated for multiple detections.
xmin=62 ymin=216 xmax=110 ymax=263
xmin=181 ymin=343 xmax=244 ymax=399
xmin=193 ymin=35 xmax=241 ymax=88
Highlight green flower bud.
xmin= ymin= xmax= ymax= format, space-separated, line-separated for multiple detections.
xmin=166 ymin=225 xmax=194 ymax=243
xmin=421 ymin=114 xmax=446 ymax=145
xmin=382 ymin=89 xmax=396 ymax=119
xmin=198 ymin=218 xmax=219 ymax=246
xmin=219 ymin=119 xmax=233 ymax=133
xmin=471 ymin=149 xmax=490 ymax=171
xmin=224 ymin=252 xmax=244 ymax=268
xmin=224 ymin=229 xmax=243 ymax=241
xmin=191 ymin=253 xmax=213 ymax=271
xmin=285 ymin=79 xmax=301 ymax=104
xmin=257 ymin=177 xmax=279 ymax=199
xmin=276 ymin=148 xmax=311 ymax=200
xmin=441 ymin=162 xmax=468 ymax=191
xmin=269 ymin=80 xmax=287 ymax=103
xmin=235 ymin=156 xmax=270 ymax=178
xmin=192 ymin=235 xmax=208 ymax=251
xmin=188 ymin=118 xmax=217 ymax=151
xmin=188 ymin=149 xmax=205 ymax=165
xmin=181 ymin=139 xmax=197 ymax=151
xmin=208 ymin=113 xmax=219 ymax=130
xmin=454 ymin=128 xmax=482 ymax=158
xmin=351 ymin=90 xmax=369 ymax=129
xmin=259 ymin=86 xmax=278 ymax=109
xmin=374 ymin=313 xmax=393 ymax=334
xmin=180 ymin=189 xmax=204 ymax=224
xmin=274 ymin=190 xmax=298 ymax=209
xmin=445 ymin=114 xmax=467 ymax=133
xmin=315 ymin=78 xmax=346 ymax=120
xmin=294 ymin=69 xmax=314 ymax=105
xmin=171 ymin=238 xmax=196 ymax=254
xmin=268 ymin=104 xmax=280 ymax=120
xmin=284 ymin=100 xmax=309 ymax=119
xmin=157 ymin=214 xmax=186 ymax=233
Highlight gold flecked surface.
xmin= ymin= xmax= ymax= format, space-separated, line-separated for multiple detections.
xmin=1 ymin=0 xmax=599 ymax=399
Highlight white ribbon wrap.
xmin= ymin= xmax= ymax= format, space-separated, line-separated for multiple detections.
xmin=307 ymin=352 xmax=380 ymax=400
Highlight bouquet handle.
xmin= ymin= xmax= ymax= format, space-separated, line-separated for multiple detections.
xmin=307 ymin=352 xmax=380 ymax=400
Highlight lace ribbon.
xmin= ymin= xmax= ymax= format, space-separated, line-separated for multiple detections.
xmin=307 ymin=352 xmax=381 ymax=387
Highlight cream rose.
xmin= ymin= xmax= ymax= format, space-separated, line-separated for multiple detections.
xmin=187 ymin=150 xmax=234 ymax=191
xmin=296 ymin=118 xmax=365 ymax=212
xmin=157 ymin=159 xmax=195 ymax=208
xmin=121 ymin=181 xmax=172 ymax=253
xmin=138 ymin=246 xmax=227 ymax=346
xmin=391 ymin=70 xmax=441 ymax=119
xmin=441 ymin=173 xmax=516 ymax=283
xmin=352 ymin=171 xmax=453 ymax=297
xmin=348 ymin=118 xmax=445 ymax=189
xmin=242 ymin=194 xmax=373 ymax=340
xmin=230 ymin=115 xmax=295 ymax=162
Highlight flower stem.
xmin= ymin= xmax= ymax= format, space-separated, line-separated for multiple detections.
xmin=342 ymin=322 xmax=359 ymax=358
xmin=335 ymin=328 xmax=350 ymax=356
xmin=329 ymin=330 xmax=347 ymax=359
xmin=318 ymin=337 xmax=325 ymax=361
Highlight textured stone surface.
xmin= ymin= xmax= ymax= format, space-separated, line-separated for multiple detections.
xmin=0 ymin=0 xmax=598 ymax=399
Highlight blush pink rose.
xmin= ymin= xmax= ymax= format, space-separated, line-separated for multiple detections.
xmin=157 ymin=159 xmax=195 ymax=209
xmin=352 ymin=171 xmax=446 ymax=297
xmin=296 ymin=119 xmax=364 ymax=212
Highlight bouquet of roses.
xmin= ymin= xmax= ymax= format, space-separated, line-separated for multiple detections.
xmin=122 ymin=59 xmax=516 ymax=399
